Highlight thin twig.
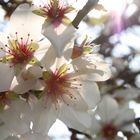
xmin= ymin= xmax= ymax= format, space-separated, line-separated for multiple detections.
xmin=72 ymin=0 xmax=99 ymax=28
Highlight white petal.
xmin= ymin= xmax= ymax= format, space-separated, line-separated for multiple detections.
xmin=20 ymin=131 xmax=50 ymax=140
xmin=4 ymin=136 xmax=19 ymax=140
xmin=40 ymin=46 xmax=57 ymax=69
xmin=63 ymin=42 xmax=74 ymax=61
xmin=78 ymin=81 xmax=100 ymax=109
xmin=72 ymin=55 xmax=111 ymax=81
xmin=0 ymin=32 xmax=9 ymax=46
xmin=93 ymin=62 xmax=111 ymax=81
xmin=70 ymin=68 xmax=105 ymax=82
xmin=13 ymin=79 xmax=37 ymax=94
xmin=32 ymin=99 xmax=59 ymax=135
xmin=97 ymin=95 xmax=119 ymax=122
xmin=114 ymin=107 xmax=135 ymax=130
xmin=42 ymin=23 xmax=75 ymax=56
xmin=0 ymin=63 xmax=14 ymax=92
xmin=0 ymin=33 xmax=7 ymax=57
xmin=9 ymin=4 xmax=44 ymax=41
xmin=27 ymin=66 xmax=42 ymax=79
xmin=34 ymin=39 xmax=51 ymax=61
xmin=90 ymin=114 xmax=101 ymax=134
xmin=0 ymin=126 xmax=11 ymax=140
xmin=59 ymin=105 xmax=91 ymax=131
xmin=0 ymin=100 xmax=31 ymax=136
xmin=61 ymin=88 xmax=88 ymax=111
xmin=72 ymin=57 xmax=96 ymax=70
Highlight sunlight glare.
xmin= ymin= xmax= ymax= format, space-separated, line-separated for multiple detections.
xmin=99 ymin=0 xmax=131 ymax=14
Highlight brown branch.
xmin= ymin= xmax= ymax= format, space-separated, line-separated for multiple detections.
xmin=0 ymin=0 xmax=31 ymax=18
xmin=72 ymin=0 xmax=99 ymax=29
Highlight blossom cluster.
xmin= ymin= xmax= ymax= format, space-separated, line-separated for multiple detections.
xmin=0 ymin=0 xmax=137 ymax=140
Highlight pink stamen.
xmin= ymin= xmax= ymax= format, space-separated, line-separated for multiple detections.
xmin=0 ymin=33 xmax=35 ymax=66
xmin=43 ymin=66 xmax=82 ymax=106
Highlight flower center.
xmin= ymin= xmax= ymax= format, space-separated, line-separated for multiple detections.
xmin=0 ymin=33 xmax=38 ymax=67
xmin=33 ymin=0 xmax=74 ymax=26
xmin=42 ymin=64 xmax=81 ymax=106
xmin=102 ymin=123 xmax=118 ymax=138
xmin=71 ymin=37 xmax=93 ymax=59
xmin=45 ymin=0 xmax=64 ymax=22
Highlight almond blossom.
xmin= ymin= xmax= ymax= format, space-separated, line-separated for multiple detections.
xmin=68 ymin=36 xmax=111 ymax=81
xmin=32 ymin=0 xmax=75 ymax=27
xmin=0 ymin=4 xmax=49 ymax=92
xmin=13 ymin=56 xmax=100 ymax=134
xmin=0 ymin=1 xmax=113 ymax=138
xmin=11 ymin=34 xmax=111 ymax=133
xmin=88 ymin=95 xmax=135 ymax=140
xmin=32 ymin=0 xmax=76 ymax=56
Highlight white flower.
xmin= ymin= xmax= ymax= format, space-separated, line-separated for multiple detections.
xmin=0 ymin=4 xmax=49 ymax=92
xmin=32 ymin=0 xmax=76 ymax=57
xmin=89 ymin=95 xmax=135 ymax=140
xmin=32 ymin=0 xmax=75 ymax=27
xmin=13 ymin=45 xmax=103 ymax=133
xmin=12 ymin=33 xmax=112 ymax=133
xmin=69 ymin=37 xmax=111 ymax=81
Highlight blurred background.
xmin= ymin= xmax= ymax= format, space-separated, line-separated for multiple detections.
xmin=0 ymin=0 xmax=140 ymax=140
